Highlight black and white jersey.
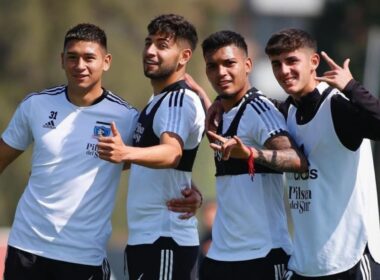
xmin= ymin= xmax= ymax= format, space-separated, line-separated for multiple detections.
xmin=127 ymin=80 xmax=205 ymax=246
xmin=283 ymin=81 xmax=380 ymax=276
xmin=1 ymin=85 xmax=139 ymax=265
xmin=207 ymin=88 xmax=293 ymax=262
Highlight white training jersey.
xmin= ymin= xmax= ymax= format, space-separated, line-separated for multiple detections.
xmin=207 ymin=90 xmax=293 ymax=261
xmin=127 ymin=82 xmax=205 ymax=246
xmin=286 ymin=82 xmax=380 ymax=276
xmin=2 ymin=85 xmax=139 ymax=265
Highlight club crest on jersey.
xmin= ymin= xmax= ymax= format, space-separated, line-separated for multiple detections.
xmin=93 ymin=121 xmax=111 ymax=138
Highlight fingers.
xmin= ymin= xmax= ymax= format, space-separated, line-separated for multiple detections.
xmin=97 ymin=137 xmax=114 ymax=145
xmin=207 ymin=131 xmax=225 ymax=143
xmin=181 ymin=187 xmax=192 ymax=197
xmin=232 ymin=135 xmax=243 ymax=146
xmin=178 ymin=212 xmax=195 ymax=220
xmin=320 ymin=51 xmax=340 ymax=70
xmin=184 ymin=73 xmax=195 ymax=85
xmin=167 ymin=197 xmax=198 ymax=220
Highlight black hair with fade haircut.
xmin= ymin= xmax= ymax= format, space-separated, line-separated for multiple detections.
xmin=63 ymin=23 xmax=107 ymax=51
xmin=265 ymin=28 xmax=317 ymax=56
xmin=147 ymin=14 xmax=198 ymax=51
xmin=202 ymin=30 xmax=248 ymax=57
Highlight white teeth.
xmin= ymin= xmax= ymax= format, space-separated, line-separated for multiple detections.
xmin=145 ymin=59 xmax=157 ymax=65
xmin=284 ymin=78 xmax=295 ymax=85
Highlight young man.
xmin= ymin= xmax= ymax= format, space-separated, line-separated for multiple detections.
xmin=196 ymin=30 xmax=308 ymax=280
xmin=97 ymin=14 xmax=205 ymax=280
xmin=0 ymin=23 xmax=139 ymax=279
xmin=264 ymin=28 xmax=380 ymax=279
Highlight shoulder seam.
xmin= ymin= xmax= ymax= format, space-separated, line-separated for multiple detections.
xmin=22 ymin=85 xmax=66 ymax=102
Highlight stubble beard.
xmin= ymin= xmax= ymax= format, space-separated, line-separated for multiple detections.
xmin=144 ymin=63 xmax=176 ymax=80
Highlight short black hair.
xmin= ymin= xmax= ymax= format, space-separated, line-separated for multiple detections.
xmin=63 ymin=23 xmax=107 ymax=51
xmin=147 ymin=14 xmax=198 ymax=51
xmin=202 ymin=30 xmax=248 ymax=57
xmin=265 ymin=28 xmax=317 ymax=56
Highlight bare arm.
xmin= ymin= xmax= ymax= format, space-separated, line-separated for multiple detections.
xmin=259 ymin=134 xmax=308 ymax=172
xmin=0 ymin=138 xmax=23 ymax=175
xmin=98 ymin=122 xmax=183 ymax=168
xmin=208 ymin=131 xmax=308 ymax=172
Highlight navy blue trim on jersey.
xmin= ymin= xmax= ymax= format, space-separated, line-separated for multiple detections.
xmin=133 ymin=86 xmax=199 ymax=172
xmin=215 ymin=87 xmax=282 ymax=176
xmin=22 ymin=85 xmax=66 ymax=103
xmin=104 ymin=90 xmax=138 ymax=111
xmin=161 ymin=80 xmax=191 ymax=93
xmin=168 ymin=89 xmax=185 ymax=108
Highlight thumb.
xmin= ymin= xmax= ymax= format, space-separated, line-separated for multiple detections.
xmin=111 ymin=122 xmax=119 ymax=137
xmin=233 ymin=135 xmax=243 ymax=146
xmin=343 ymin=58 xmax=350 ymax=70
xmin=181 ymin=187 xmax=191 ymax=197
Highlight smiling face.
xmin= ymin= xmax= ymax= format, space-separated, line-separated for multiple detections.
xmin=204 ymin=45 xmax=252 ymax=104
xmin=61 ymin=40 xmax=111 ymax=96
xmin=143 ymin=33 xmax=179 ymax=79
xmin=142 ymin=32 xmax=192 ymax=93
xmin=268 ymin=47 xmax=320 ymax=100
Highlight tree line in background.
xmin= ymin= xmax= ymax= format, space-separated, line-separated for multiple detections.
xmin=0 ymin=0 xmax=379 ymax=231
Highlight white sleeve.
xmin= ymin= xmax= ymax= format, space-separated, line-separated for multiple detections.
xmin=241 ymin=96 xmax=288 ymax=146
xmin=1 ymin=99 xmax=33 ymax=150
xmin=153 ymin=89 xmax=205 ymax=148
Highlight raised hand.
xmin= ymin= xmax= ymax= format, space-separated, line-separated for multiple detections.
xmin=316 ymin=51 xmax=353 ymax=91
xmin=97 ymin=122 xmax=127 ymax=163
xmin=207 ymin=131 xmax=255 ymax=160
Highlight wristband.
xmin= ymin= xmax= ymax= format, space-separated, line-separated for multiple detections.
xmin=247 ymin=147 xmax=255 ymax=181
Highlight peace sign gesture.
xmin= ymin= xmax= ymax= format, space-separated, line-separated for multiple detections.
xmin=316 ymin=51 xmax=354 ymax=91
xmin=207 ymin=131 xmax=254 ymax=160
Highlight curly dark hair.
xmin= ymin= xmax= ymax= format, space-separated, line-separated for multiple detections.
xmin=147 ymin=14 xmax=198 ymax=51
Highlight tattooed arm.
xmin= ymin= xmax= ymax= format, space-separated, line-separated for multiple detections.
xmin=208 ymin=131 xmax=308 ymax=172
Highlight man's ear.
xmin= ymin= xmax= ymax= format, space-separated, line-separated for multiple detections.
xmin=245 ymin=57 xmax=253 ymax=75
xmin=179 ymin=48 xmax=192 ymax=66
xmin=311 ymin=52 xmax=320 ymax=71
xmin=103 ymin=53 xmax=112 ymax=72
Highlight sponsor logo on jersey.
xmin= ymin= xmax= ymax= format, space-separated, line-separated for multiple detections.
xmin=292 ymin=169 xmax=318 ymax=180
xmin=86 ymin=142 xmax=99 ymax=158
xmin=43 ymin=120 xmax=56 ymax=129
xmin=85 ymin=121 xmax=111 ymax=158
xmin=133 ymin=122 xmax=144 ymax=143
xmin=288 ymin=186 xmax=312 ymax=214
xmin=93 ymin=121 xmax=111 ymax=137
xmin=42 ymin=111 xmax=58 ymax=129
